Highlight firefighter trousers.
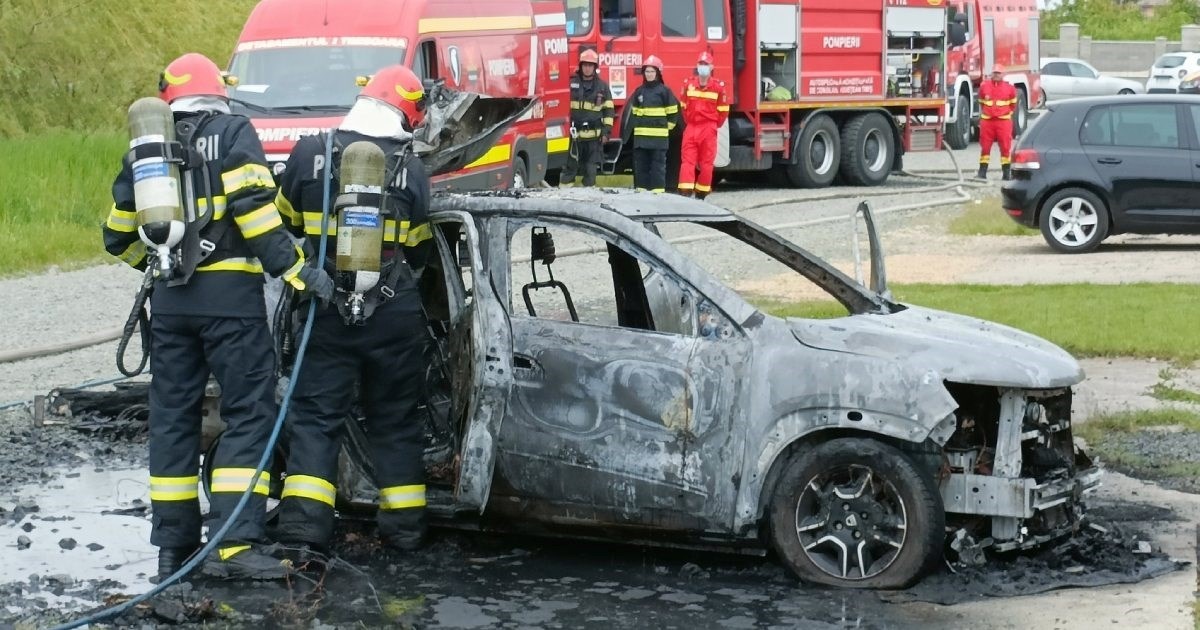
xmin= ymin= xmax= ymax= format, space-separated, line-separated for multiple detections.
xmin=979 ymin=118 xmax=1014 ymax=166
xmin=633 ymin=148 xmax=667 ymax=192
xmin=275 ymin=299 xmax=429 ymax=548
xmin=679 ymin=125 xmax=718 ymax=195
xmin=560 ymin=137 xmax=602 ymax=187
xmin=148 ymin=315 xmax=276 ymax=550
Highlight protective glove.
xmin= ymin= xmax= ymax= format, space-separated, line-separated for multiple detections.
xmin=297 ymin=265 xmax=335 ymax=303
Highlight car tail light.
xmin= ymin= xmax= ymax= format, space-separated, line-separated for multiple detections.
xmin=1012 ymin=148 xmax=1040 ymax=170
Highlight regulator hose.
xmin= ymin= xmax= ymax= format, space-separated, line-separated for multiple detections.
xmin=51 ymin=132 xmax=337 ymax=630
xmin=115 ymin=268 xmax=153 ymax=377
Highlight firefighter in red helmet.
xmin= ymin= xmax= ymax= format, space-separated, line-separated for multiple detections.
xmin=977 ymin=63 xmax=1018 ymax=180
xmin=560 ymin=48 xmax=614 ymax=187
xmin=628 ymin=55 xmax=680 ymax=192
xmin=272 ymin=64 xmax=434 ymax=569
xmin=678 ymin=51 xmax=729 ymax=199
xmin=103 ymin=52 xmax=331 ymax=581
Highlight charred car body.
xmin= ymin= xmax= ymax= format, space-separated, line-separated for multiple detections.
xmin=203 ymin=187 xmax=1099 ymax=589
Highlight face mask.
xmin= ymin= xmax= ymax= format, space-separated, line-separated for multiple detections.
xmin=696 ymin=65 xmax=712 ymax=78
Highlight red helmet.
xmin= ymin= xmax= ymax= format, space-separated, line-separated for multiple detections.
xmin=158 ymin=53 xmax=227 ymax=104
xmin=643 ymin=55 xmax=664 ymax=73
xmin=579 ymin=49 xmax=599 ymax=65
xmin=359 ymin=65 xmax=427 ymax=128
xmin=697 ymin=51 xmax=714 ymax=65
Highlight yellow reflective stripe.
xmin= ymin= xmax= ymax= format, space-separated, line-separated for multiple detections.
xmin=379 ymin=484 xmax=426 ymax=510
xmin=210 ymin=468 xmax=270 ymax=495
xmin=149 ymin=475 xmax=200 ymax=502
xmin=465 ymin=144 xmax=511 ymax=169
xmin=106 ymin=206 xmax=138 ymax=233
xmin=547 ymin=137 xmax=570 ymax=153
xmin=197 ymin=257 xmax=264 ymax=274
xmin=716 ymin=105 xmax=730 ymax=112
xmin=197 ymin=195 xmax=228 ymax=221
xmin=1000 ymin=156 xmax=1012 ymax=165
xmin=665 ymin=104 xmax=679 ymax=114
xmin=281 ymin=474 xmax=337 ymax=506
xmin=577 ymin=129 xmax=602 ymax=139
xmin=571 ymin=100 xmax=606 ymax=112
xmin=283 ymin=244 xmax=306 ymax=291
xmin=651 ymin=187 xmax=666 ymax=193
xmin=686 ymin=88 xmax=719 ymax=100
xmin=218 ymin=544 xmax=251 ymax=561
xmin=632 ymin=106 xmax=669 ymax=116
xmin=275 ymin=192 xmax=301 ymax=227
xmin=221 ymin=163 xmax=274 ymax=195
xmin=601 ymin=117 xmax=614 ymax=125
xmin=302 ymin=212 xmax=338 ymax=237
xmin=235 ymin=203 xmax=284 ymax=239
xmin=635 ymin=127 xmax=670 ymax=137
xmin=602 ymin=100 xmax=614 ymax=109
xmin=418 ymin=15 xmax=531 ymax=33
xmin=668 ymin=122 xmax=677 ymax=131
xmin=696 ymin=183 xmax=712 ymax=192
xmin=115 ymin=240 xmax=147 ymax=267
xmin=405 ymin=222 xmax=432 ymax=246
xmin=980 ymin=99 xmax=994 ymax=106
xmin=678 ymin=182 xmax=695 ymax=190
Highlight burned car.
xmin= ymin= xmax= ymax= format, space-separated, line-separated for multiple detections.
xmin=204 ymin=188 xmax=1100 ymax=589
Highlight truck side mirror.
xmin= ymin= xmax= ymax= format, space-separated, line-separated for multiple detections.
xmin=949 ymin=24 xmax=967 ymax=48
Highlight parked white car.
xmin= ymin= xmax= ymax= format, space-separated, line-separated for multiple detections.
xmin=1039 ymin=58 xmax=1143 ymax=102
xmin=1145 ymin=52 xmax=1200 ymax=93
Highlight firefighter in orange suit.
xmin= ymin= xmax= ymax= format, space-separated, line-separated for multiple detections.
xmin=977 ymin=63 xmax=1018 ymax=181
xmin=678 ymin=52 xmax=729 ymax=199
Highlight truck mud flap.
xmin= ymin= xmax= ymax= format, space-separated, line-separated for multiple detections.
xmin=414 ymin=83 xmax=535 ymax=176
xmin=600 ymin=138 xmax=624 ymax=175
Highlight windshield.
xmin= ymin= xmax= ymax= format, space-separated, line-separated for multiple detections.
xmin=1155 ymin=54 xmax=1187 ymax=69
xmin=227 ymin=45 xmax=406 ymax=111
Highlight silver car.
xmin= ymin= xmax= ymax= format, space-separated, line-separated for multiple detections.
xmin=1040 ymin=57 xmax=1144 ymax=103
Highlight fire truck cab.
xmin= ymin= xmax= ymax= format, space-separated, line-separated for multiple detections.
xmin=227 ymin=0 xmax=570 ymax=190
xmin=566 ymin=0 xmax=957 ymax=188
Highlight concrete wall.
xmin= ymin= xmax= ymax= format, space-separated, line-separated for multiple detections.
xmin=1040 ymin=23 xmax=1197 ymax=78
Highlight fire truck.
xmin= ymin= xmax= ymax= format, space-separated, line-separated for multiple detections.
xmin=943 ymin=0 xmax=1042 ymax=150
xmin=565 ymin=0 xmax=1040 ymax=187
xmin=226 ymin=0 xmax=570 ymax=189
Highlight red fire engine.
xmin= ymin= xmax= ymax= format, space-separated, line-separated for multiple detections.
xmin=943 ymin=0 xmax=1042 ymax=150
xmin=565 ymin=0 xmax=1040 ymax=187
xmin=226 ymin=0 xmax=570 ymax=189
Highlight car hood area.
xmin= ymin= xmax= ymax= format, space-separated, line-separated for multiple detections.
xmin=787 ymin=305 xmax=1084 ymax=389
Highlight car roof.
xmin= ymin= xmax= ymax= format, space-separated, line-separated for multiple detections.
xmin=1047 ymin=93 xmax=1194 ymax=111
xmin=430 ymin=187 xmax=738 ymax=221
xmin=1041 ymin=57 xmax=1085 ymax=64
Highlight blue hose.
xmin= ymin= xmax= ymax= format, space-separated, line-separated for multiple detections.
xmin=52 ymin=132 xmax=337 ymax=630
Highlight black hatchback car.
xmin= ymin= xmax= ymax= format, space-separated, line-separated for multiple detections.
xmin=1001 ymin=94 xmax=1200 ymax=253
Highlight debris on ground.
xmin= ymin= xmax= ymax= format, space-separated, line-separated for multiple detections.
xmin=46 ymin=382 xmax=150 ymax=436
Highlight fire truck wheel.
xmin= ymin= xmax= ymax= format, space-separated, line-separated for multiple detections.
xmin=839 ymin=113 xmax=893 ymax=187
xmin=945 ymin=94 xmax=971 ymax=150
xmin=510 ymin=157 xmax=529 ymax=189
xmin=1012 ymin=89 xmax=1029 ymax=138
xmin=786 ymin=114 xmax=840 ymax=188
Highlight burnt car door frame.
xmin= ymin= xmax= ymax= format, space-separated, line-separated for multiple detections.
xmin=429 ymin=210 xmax=514 ymax=512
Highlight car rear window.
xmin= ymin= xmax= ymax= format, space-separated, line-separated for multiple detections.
xmin=1080 ymin=104 xmax=1181 ymax=149
xmin=1155 ymin=54 xmax=1188 ymax=68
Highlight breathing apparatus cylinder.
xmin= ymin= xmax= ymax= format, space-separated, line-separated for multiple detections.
xmin=334 ymin=141 xmax=387 ymax=323
xmin=127 ymin=97 xmax=186 ymax=277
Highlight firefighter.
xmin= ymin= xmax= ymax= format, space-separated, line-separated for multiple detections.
xmin=272 ymin=65 xmax=433 ymax=565
xmin=628 ymin=55 xmax=680 ymax=193
xmin=677 ymin=51 xmax=729 ymax=199
xmin=977 ymin=63 xmax=1019 ymax=181
xmin=102 ymin=53 xmax=333 ymax=581
xmin=560 ymin=49 xmax=614 ymax=187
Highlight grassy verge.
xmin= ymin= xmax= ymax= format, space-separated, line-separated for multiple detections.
xmin=1149 ymin=368 xmax=1200 ymax=404
xmin=0 ymin=132 xmax=125 ymax=276
xmin=1075 ymin=409 xmax=1200 ymax=486
xmin=762 ymin=283 xmax=1200 ymax=362
xmin=947 ymin=196 xmax=1037 ymax=237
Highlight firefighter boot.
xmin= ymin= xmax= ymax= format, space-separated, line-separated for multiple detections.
xmin=696 ymin=191 xmax=709 ymax=201
xmin=976 ymin=164 xmax=988 ymax=180
xmin=200 ymin=543 xmax=293 ymax=580
xmin=155 ymin=546 xmax=198 ymax=582
xmin=1002 ymin=164 xmax=1012 ymax=181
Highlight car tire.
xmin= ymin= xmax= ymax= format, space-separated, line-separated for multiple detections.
xmin=1012 ymin=89 xmax=1029 ymax=138
xmin=945 ymin=94 xmax=971 ymax=150
xmin=1038 ymin=88 xmax=1048 ymax=107
xmin=1118 ymin=88 xmax=1134 ymax=95
xmin=511 ymin=157 xmax=529 ymax=190
xmin=768 ymin=438 xmax=944 ymax=589
xmin=839 ymin=113 xmax=893 ymax=186
xmin=785 ymin=114 xmax=840 ymax=188
xmin=1038 ymin=187 xmax=1110 ymax=253
xmin=201 ymin=436 xmax=287 ymax=524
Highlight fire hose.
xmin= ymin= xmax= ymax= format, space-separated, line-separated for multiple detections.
xmin=50 ymin=131 xmax=338 ymax=630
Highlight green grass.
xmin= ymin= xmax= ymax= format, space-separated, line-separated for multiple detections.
xmin=1149 ymin=383 xmax=1200 ymax=405
xmin=0 ymin=132 xmax=125 ymax=275
xmin=948 ymin=197 xmax=1037 ymax=237
xmin=763 ymin=283 xmax=1200 ymax=362
xmin=1076 ymin=409 xmax=1200 ymax=479
xmin=0 ymin=0 xmax=253 ymax=136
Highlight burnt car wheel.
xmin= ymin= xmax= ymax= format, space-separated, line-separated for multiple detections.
xmin=1038 ymin=187 xmax=1109 ymax=253
xmin=768 ymin=438 xmax=944 ymax=589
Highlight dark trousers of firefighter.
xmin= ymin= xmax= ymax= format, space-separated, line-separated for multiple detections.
xmin=679 ymin=125 xmax=718 ymax=195
xmin=275 ymin=299 xmax=428 ymax=547
xmin=979 ymin=118 xmax=1014 ymax=167
xmin=148 ymin=315 xmax=275 ymax=549
xmin=560 ymin=137 xmax=601 ymax=186
xmin=633 ymin=148 xmax=667 ymax=192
